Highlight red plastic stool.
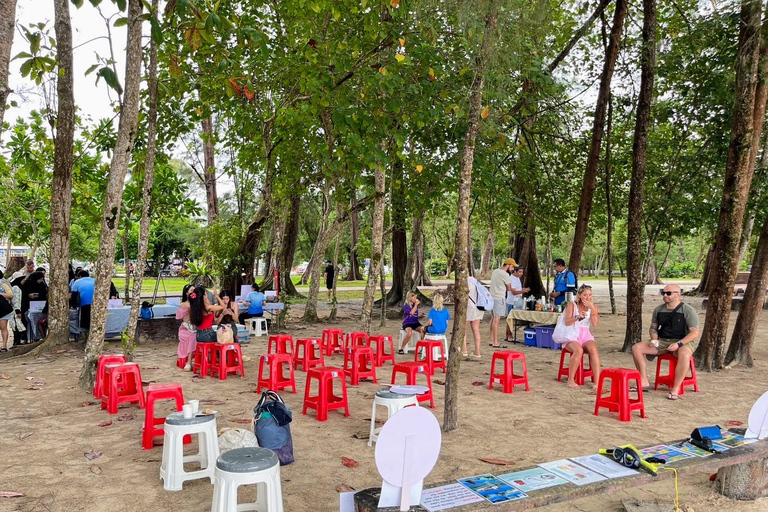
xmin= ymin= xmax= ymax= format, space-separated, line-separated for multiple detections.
xmin=302 ymin=366 xmax=350 ymax=421
xmin=594 ymin=368 xmax=647 ymax=422
xmin=193 ymin=343 xmax=217 ymax=377
xmin=294 ymin=338 xmax=325 ymax=372
xmin=391 ymin=362 xmax=434 ymax=408
xmin=342 ymin=346 xmax=377 ymax=385
xmin=101 ymin=362 xmax=146 ymax=414
xmin=489 ymin=351 xmax=530 ymax=393
xmin=556 ymin=347 xmax=595 ymax=385
xmin=210 ymin=344 xmax=245 ymax=380
xmin=414 ymin=339 xmax=446 ymax=375
xmin=176 ymin=357 xmax=188 ymax=370
xmin=257 ymin=353 xmax=296 ymax=393
xmin=142 ymin=383 xmax=189 ymax=450
xmin=368 ymin=334 xmax=395 ymax=367
xmin=345 ymin=331 xmax=368 ymax=351
xmin=94 ymin=354 xmax=127 ymax=398
xmin=321 ymin=328 xmax=344 ymax=356
xmin=268 ymin=334 xmax=294 ymax=356
xmin=654 ymin=353 xmax=699 ymax=396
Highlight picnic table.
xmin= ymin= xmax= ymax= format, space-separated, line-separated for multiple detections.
xmin=505 ymin=310 xmax=560 ymax=343
xmin=68 ymin=303 xmax=181 ymax=339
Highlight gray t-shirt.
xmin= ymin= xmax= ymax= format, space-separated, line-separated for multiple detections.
xmin=489 ymin=268 xmax=511 ymax=300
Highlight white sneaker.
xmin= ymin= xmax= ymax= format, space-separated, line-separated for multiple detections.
xmin=183 ymin=363 xmax=191 ymax=371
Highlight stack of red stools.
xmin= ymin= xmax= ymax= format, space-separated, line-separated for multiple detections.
xmin=94 ymin=354 xmax=127 ymax=399
xmin=294 ymin=338 xmax=325 ymax=372
xmin=193 ymin=342 xmax=217 ymax=377
xmin=142 ymin=382 xmax=190 ymax=449
xmin=556 ymin=348 xmax=594 ymax=385
xmin=391 ymin=362 xmax=434 ymax=408
xmin=594 ymin=368 xmax=647 ymax=422
xmin=210 ymin=344 xmax=245 ymax=380
xmin=343 ymin=346 xmax=377 ymax=385
xmin=489 ymin=351 xmax=530 ymax=393
xmin=101 ymin=362 xmax=146 ymax=414
xmin=176 ymin=357 xmax=188 ymax=369
xmin=302 ymin=366 xmax=349 ymax=421
xmin=269 ymin=334 xmax=294 ymax=356
xmin=654 ymin=353 xmax=699 ymax=395
xmin=345 ymin=331 xmax=368 ymax=350
xmin=257 ymin=353 xmax=296 ymax=393
xmin=414 ymin=339 xmax=446 ymax=375
xmin=368 ymin=334 xmax=395 ymax=367
xmin=321 ymin=328 xmax=344 ymax=356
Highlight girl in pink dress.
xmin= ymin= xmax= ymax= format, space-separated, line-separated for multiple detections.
xmin=176 ymin=284 xmax=197 ymax=370
xmin=561 ymin=284 xmax=600 ymax=389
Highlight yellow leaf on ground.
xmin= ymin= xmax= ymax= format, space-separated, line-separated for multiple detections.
xmin=481 ymin=106 xmax=490 ymax=119
xmin=395 ymin=54 xmax=405 ymax=63
xmin=416 ymin=165 xmax=423 ymax=173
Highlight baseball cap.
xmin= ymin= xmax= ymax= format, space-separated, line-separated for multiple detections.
xmin=504 ymin=257 xmax=517 ymax=266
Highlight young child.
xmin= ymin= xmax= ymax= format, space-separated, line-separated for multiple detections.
xmin=399 ymin=291 xmax=425 ymax=354
xmin=425 ymin=293 xmax=450 ymax=335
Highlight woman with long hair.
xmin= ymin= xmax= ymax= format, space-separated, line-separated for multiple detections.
xmin=0 ymin=270 xmax=12 ymax=352
xmin=560 ymin=284 xmax=601 ymax=389
xmin=215 ymin=290 xmax=240 ymax=343
xmin=189 ymin=285 xmax=225 ymax=343
xmin=175 ymin=284 xmax=197 ymax=370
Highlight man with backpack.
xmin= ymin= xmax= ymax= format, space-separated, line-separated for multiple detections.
xmin=550 ymin=258 xmax=577 ymax=306
xmin=489 ymin=258 xmax=517 ymax=348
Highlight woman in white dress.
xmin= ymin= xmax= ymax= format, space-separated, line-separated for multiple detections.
xmin=462 ymin=277 xmax=485 ymax=358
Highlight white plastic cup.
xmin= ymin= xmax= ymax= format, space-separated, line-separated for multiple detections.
xmin=189 ymin=400 xmax=199 ymax=414
xmin=182 ymin=404 xmax=193 ymax=419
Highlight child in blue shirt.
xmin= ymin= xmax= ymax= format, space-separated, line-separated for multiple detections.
xmin=425 ymin=293 xmax=450 ymax=335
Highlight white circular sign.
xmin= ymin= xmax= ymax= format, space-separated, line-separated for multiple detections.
xmin=375 ymin=406 xmax=441 ymax=486
xmin=747 ymin=390 xmax=768 ymax=439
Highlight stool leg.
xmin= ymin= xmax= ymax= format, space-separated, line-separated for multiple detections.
xmin=368 ymin=400 xmax=378 ymax=447
xmin=269 ymin=468 xmax=285 ymax=512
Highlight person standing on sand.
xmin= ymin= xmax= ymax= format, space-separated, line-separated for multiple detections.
xmin=631 ymin=284 xmax=699 ymax=400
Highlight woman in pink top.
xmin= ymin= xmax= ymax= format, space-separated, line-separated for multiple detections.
xmin=176 ymin=284 xmax=197 ymax=370
xmin=561 ymin=284 xmax=600 ymax=389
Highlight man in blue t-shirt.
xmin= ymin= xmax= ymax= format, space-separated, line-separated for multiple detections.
xmin=71 ymin=270 xmax=96 ymax=330
xmin=550 ymin=258 xmax=577 ymax=306
xmin=238 ymin=283 xmax=266 ymax=325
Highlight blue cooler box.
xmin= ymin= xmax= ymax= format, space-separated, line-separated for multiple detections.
xmin=535 ymin=325 xmax=559 ymax=350
xmin=523 ymin=328 xmax=537 ymax=346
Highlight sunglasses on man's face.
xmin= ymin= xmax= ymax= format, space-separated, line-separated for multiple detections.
xmin=660 ymin=291 xmax=678 ymax=296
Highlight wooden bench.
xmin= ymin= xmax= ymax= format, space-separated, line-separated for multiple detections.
xmin=353 ymin=435 xmax=768 ymax=511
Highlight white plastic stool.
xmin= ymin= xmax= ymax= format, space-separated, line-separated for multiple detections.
xmin=368 ymin=389 xmax=419 ymax=446
xmin=248 ymin=317 xmax=269 ymax=337
xmin=160 ymin=412 xmax=220 ymax=491
xmin=424 ymin=333 xmax=449 ymax=361
xmin=398 ymin=329 xmax=422 ymax=354
xmin=211 ymin=447 xmax=283 ymax=512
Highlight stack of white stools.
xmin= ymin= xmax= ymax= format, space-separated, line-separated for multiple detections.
xmin=211 ymin=447 xmax=284 ymax=512
xmin=368 ymin=389 xmax=419 ymax=446
xmin=160 ymin=412 xmax=220 ymax=491
xmin=249 ymin=317 xmax=269 ymax=337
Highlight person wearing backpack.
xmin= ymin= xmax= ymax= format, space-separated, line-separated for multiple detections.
xmin=462 ymin=277 xmax=485 ymax=358
xmin=550 ymin=258 xmax=578 ymax=306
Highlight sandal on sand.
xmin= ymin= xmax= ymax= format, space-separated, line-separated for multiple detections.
xmin=667 ymin=393 xmax=682 ymax=401
xmin=470 ymin=354 xmax=482 ymax=359
xmin=491 ymin=344 xmax=508 ymax=349
xmin=629 ymin=386 xmax=651 ymax=392
xmin=462 ymin=352 xmax=469 ymax=357
xmin=398 ymin=349 xmax=405 ymax=355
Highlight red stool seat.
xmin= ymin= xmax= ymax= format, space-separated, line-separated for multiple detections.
xmin=414 ymin=339 xmax=446 ymax=375
xmin=210 ymin=344 xmax=245 ymax=380
xmin=268 ymin=334 xmax=294 ymax=356
xmin=294 ymin=338 xmax=325 ymax=372
xmin=391 ymin=362 xmax=434 ymax=408
xmin=94 ymin=354 xmax=127 ymax=398
xmin=193 ymin=343 xmax=217 ymax=377
xmin=489 ymin=351 xmax=530 ymax=393
xmin=101 ymin=362 xmax=145 ymax=414
xmin=345 ymin=331 xmax=368 ymax=351
xmin=343 ymin=346 xmax=377 ymax=385
xmin=142 ymin=383 xmax=189 ymax=450
xmin=303 ymin=366 xmax=350 ymax=421
xmin=257 ymin=353 xmax=296 ymax=393
xmin=321 ymin=328 xmax=344 ymax=356
xmin=556 ymin=348 xmax=594 ymax=385
xmin=594 ymin=368 xmax=646 ymax=422
xmin=368 ymin=334 xmax=395 ymax=367
xmin=654 ymin=353 xmax=699 ymax=396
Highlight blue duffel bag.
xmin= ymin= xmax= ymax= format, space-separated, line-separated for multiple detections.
xmin=253 ymin=390 xmax=294 ymax=465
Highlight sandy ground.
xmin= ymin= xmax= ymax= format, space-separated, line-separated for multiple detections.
xmin=1 ymin=293 xmax=768 ymax=512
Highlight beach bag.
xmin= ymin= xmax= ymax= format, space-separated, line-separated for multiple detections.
xmin=140 ymin=301 xmax=154 ymax=320
xmin=196 ymin=328 xmax=217 ymax=342
xmin=217 ymin=324 xmax=234 ymax=344
xmin=468 ymin=277 xmax=493 ymax=311
xmin=253 ymin=390 xmax=294 ymax=465
xmin=552 ymin=307 xmax=579 ymax=344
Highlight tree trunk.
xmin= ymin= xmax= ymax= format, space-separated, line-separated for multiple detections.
xmin=645 ymin=261 xmax=662 ymax=285
xmin=79 ymin=0 xmax=144 ymax=391
xmin=125 ymin=2 xmax=159 ymax=360
xmin=444 ymin=9 xmax=497 ymax=433
xmin=346 ymin=202 xmax=363 ymax=281
xmin=696 ymin=0 xmax=765 ymax=371
xmin=604 ymin=95 xmax=617 ymax=315
xmin=511 ymin=197 xmax=546 ymax=298
xmin=379 ymin=251 xmax=387 ymax=327
xmin=0 ymin=0 xmax=16 ymax=136
xmin=328 ymin=236 xmax=340 ymax=321
xmin=201 ymin=116 xmax=218 ymax=224
xmin=479 ymin=227 xmax=495 ymax=279
xmin=301 ymin=194 xmax=329 ymax=286
xmin=738 ymin=213 xmax=756 ymax=269
xmin=466 ymin=223 xmax=475 ymax=278
xmin=569 ymin=0 xmax=629 ymax=274
xmin=386 ymin=157 xmax=408 ymax=306
xmin=277 ymin=194 xmax=301 ymax=296
xmin=362 ymin=158 xmax=386 ymax=332
xmin=303 ymin=215 xmax=344 ymax=322
xmin=412 ymin=219 xmax=432 ymax=287
xmin=725 ymin=211 xmax=768 ymax=367
xmin=696 ymin=244 xmax=715 ymax=293
xmin=44 ymin=0 xmax=74 ymax=348
xmin=404 ymin=214 xmax=422 ymax=292
xmin=122 ymin=229 xmax=130 ymax=301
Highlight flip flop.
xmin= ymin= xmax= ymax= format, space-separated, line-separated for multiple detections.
xmin=667 ymin=393 xmax=682 ymax=401
xmin=397 ymin=349 xmax=405 ymax=355
xmin=470 ymin=354 xmax=482 ymax=359
xmin=491 ymin=344 xmax=508 ymax=349
xmin=462 ymin=353 xmax=469 ymax=357
xmin=629 ymin=386 xmax=651 ymax=392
